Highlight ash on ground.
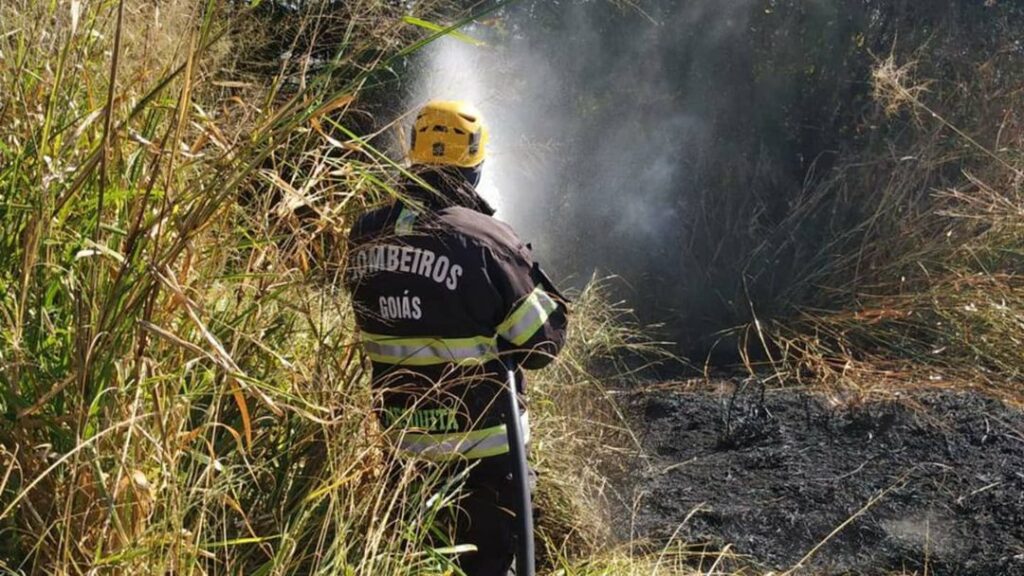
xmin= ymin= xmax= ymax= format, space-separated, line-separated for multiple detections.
xmin=625 ymin=382 xmax=1024 ymax=575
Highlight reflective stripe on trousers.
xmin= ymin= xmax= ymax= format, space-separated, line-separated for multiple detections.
xmin=389 ymin=411 xmax=530 ymax=461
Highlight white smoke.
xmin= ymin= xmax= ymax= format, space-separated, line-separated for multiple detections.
xmin=406 ymin=1 xmax=793 ymax=307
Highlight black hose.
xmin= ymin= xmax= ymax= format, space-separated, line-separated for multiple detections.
xmin=504 ymin=364 xmax=535 ymax=576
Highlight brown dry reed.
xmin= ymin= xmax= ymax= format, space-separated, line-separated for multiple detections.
xmin=749 ymin=46 xmax=1024 ymax=401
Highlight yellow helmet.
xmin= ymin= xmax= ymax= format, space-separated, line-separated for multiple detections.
xmin=409 ymin=100 xmax=488 ymax=168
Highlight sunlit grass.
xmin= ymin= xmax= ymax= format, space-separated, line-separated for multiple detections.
xmin=0 ymin=0 xmax=484 ymax=572
xmin=0 ymin=1 xmax=685 ymax=574
xmin=739 ymin=49 xmax=1024 ymax=400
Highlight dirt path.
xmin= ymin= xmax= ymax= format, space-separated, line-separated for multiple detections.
xmin=623 ymin=381 xmax=1024 ymax=575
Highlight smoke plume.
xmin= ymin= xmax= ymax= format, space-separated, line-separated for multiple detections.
xmin=406 ymin=1 xmax=892 ymax=352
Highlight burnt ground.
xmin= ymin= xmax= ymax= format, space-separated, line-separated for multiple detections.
xmin=622 ymin=381 xmax=1024 ymax=575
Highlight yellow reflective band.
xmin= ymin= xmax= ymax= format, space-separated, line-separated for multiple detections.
xmin=395 ymin=206 xmax=417 ymax=236
xmin=360 ymin=332 xmax=499 ymax=366
xmin=388 ymin=412 xmax=530 ymax=461
xmin=496 ymin=287 xmax=559 ymax=346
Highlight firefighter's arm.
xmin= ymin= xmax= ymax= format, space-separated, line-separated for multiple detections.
xmin=489 ymin=245 xmax=569 ymax=370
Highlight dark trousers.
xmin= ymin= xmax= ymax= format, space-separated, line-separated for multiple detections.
xmin=388 ymin=452 xmax=534 ymax=576
xmin=454 ymin=454 xmax=527 ymax=576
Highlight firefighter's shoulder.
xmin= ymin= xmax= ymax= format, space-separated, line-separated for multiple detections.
xmin=435 ymin=206 xmax=526 ymax=258
xmin=349 ymin=204 xmax=399 ymax=244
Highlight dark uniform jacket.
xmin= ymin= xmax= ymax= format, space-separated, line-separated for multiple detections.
xmin=345 ymin=176 xmax=568 ymax=460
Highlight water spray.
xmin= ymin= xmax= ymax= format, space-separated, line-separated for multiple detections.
xmin=414 ymin=36 xmax=508 ymax=216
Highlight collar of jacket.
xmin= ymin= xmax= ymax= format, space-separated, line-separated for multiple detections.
xmin=403 ymin=165 xmax=495 ymax=217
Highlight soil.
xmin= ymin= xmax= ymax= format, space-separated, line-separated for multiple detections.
xmin=623 ymin=380 xmax=1024 ymax=575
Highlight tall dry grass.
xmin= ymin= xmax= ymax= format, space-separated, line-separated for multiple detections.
xmin=0 ymin=0 xmax=423 ymax=572
xmin=745 ymin=48 xmax=1024 ymax=398
xmin=0 ymin=2 xmax=692 ymax=574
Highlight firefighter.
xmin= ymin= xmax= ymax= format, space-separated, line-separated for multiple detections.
xmin=344 ymin=100 xmax=568 ymax=575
